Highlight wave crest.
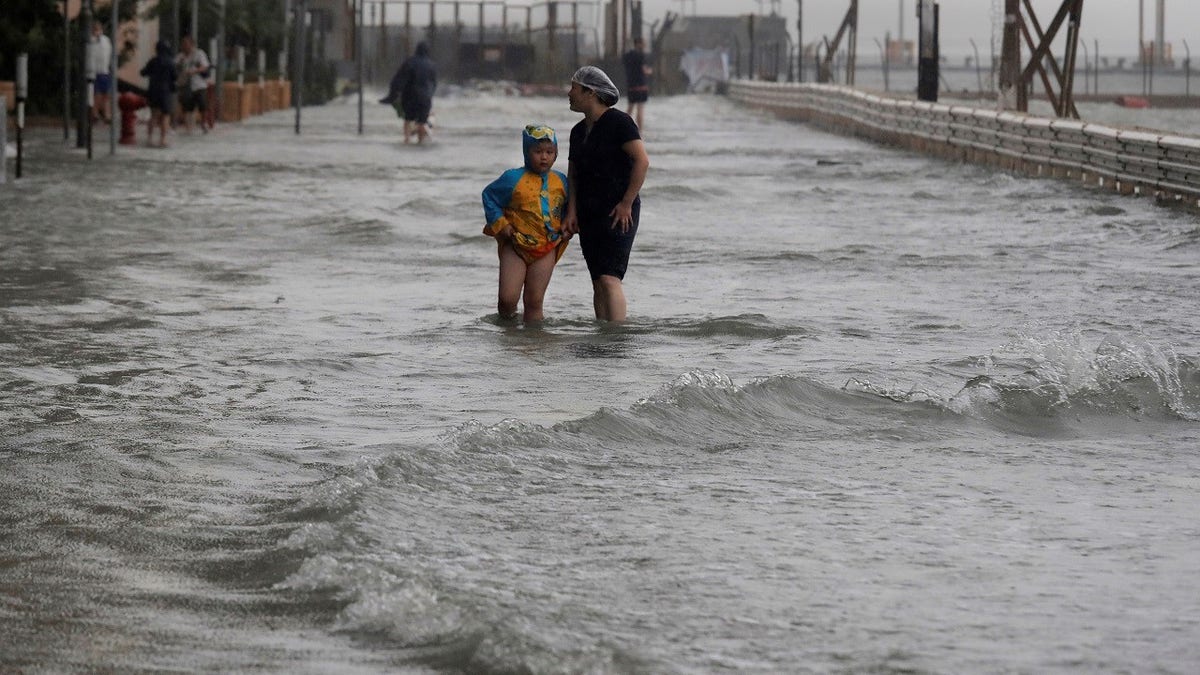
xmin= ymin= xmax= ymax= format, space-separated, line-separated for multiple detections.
xmin=848 ymin=331 xmax=1200 ymax=433
xmin=975 ymin=331 xmax=1199 ymax=422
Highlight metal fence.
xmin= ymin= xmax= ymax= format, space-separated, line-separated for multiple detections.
xmin=729 ymin=79 xmax=1200 ymax=207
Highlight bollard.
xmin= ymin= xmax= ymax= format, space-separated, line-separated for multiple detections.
xmin=118 ymin=92 xmax=147 ymax=144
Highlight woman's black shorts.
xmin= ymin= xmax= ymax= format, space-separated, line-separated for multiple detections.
xmin=578 ymin=199 xmax=639 ymax=280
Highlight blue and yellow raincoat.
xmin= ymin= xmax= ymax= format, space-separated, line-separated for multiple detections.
xmin=481 ymin=125 xmax=569 ymax=263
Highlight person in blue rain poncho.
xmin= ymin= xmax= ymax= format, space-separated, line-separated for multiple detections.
xmin=380 ymin=42 xmax=438 ymax=144
xmin=481 ymin=125 xmax=570 ymax=323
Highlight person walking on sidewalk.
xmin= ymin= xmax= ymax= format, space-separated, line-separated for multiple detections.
xmin=89 ymin=20 xmax=114 ymax=124
xmin=176 ymin=36 xmax=212 ymax=133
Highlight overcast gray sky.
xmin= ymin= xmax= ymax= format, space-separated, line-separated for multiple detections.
xmin=638 ymin=1 xmax=1200 ymax=60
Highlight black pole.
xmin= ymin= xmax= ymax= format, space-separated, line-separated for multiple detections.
xmin=109 ymin=0 xmax=119 ymax=155
xmin=357 ymin=0 xmax=364 ymax=134
xmin=16 ymin=54 xmax=27 ymax=178
xmin=216 ymin=0 xmax=225 ymax=124
xmin=77 ymin=0 xmax=93 ymax=148
xmin=797 ymin=0 xmax=803 ymax=83
xmin=62 ymin=3 xmax=71 ymax=141
xmin=294 ymin=0 xmax=306 ymax=134
xmin=916 ymin=0 xmax=938 ymax=102
xmin=748 ymin=14 xmax=756 ymax=80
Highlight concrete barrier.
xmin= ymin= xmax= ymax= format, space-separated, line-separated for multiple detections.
xmin=240 ymin=84 xmax=258 ymax=120
xmin=263 ymin=81 xmax=286 ymax=112
xmin=729 ymin=80 xmax=1200 ymax=208
xmin=220 ymin=82 xmax=242 ymax=122
xmin=217 ymin=81 xmax=291 ymax=122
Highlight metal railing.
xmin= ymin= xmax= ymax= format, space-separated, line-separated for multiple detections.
xmin=729 ymin=79 xmax=1200 ymax=206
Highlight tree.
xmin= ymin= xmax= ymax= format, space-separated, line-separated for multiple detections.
xmin=1 ymin=0 xmax=68 ymax=115
xmin=1 ymin=0 xmax=138 ymax=115
xmin=143 ymin=0 xmax=288 ymax=77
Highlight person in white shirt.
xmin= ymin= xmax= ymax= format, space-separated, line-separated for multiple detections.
xmin=89 ymin=21 xmax=114 ymax=124
xmin=176 ymin=35 xmax=212 ymax=133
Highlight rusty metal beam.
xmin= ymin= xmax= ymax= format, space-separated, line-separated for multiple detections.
xmin=819 ymin=0 xmax=857 ymax=84
xmin=1000 ymin=0 xmax=1083 ymax=118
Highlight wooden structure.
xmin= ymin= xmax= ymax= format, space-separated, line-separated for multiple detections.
xmin=817 ymin=0 xmax=857 ymax=85
xmin=998 ymin=0 xmax=1085 ymax=118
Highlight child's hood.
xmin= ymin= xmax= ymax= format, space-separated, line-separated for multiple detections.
xmin=522 ymin=124 xmax=557 ymax=171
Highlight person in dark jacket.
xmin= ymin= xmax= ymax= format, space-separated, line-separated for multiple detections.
xmin=379 ymin=42 xmax=438 ymax=144
xmin=622 ymin=36 xmax=652 ymax=129
xmin=140 ymin=40 xmax=177 ymax=147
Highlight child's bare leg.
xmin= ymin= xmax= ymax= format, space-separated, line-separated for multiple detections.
xmin=520 ymin=250 xmax=558 ymax=323
xmin=496 ymin=240 xmax=526 ymax=320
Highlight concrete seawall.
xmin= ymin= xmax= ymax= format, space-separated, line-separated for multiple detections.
xmin=729 ymin=80 xmax=1200 ymax=209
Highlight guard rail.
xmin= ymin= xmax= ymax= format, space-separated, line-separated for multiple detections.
xmin=729 ymin=80 xmax=1200 ymax=207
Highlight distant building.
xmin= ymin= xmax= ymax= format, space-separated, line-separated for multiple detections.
xmin=655 ymin=14 xmax=790 ymax=94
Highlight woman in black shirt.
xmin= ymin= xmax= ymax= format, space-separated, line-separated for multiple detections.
xmin=562 ymin=66 xmax=650 ymax=322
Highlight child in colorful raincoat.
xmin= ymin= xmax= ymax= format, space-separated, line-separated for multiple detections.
xmin=481 ymin=125 xmax=570 ymax=322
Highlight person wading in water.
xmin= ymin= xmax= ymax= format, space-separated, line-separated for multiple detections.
xmin=561 ymin=66 xmax=650 ymax=323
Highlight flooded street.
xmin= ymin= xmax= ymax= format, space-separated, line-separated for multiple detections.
xmin=2 ymin=92 xmax=1199 ymax=673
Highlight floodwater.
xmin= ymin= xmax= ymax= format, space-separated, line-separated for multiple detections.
xmin=2 ymin=90 xmax=1199 ymax=673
